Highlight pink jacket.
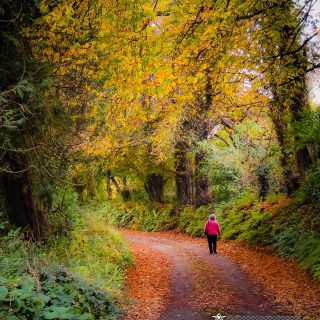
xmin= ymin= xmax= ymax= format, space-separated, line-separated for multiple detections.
xmin=205 ymin=220 xmax=220 ymax=236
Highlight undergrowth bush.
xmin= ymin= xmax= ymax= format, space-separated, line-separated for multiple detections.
xmin=178 ymin=205 xmax=215 ymax=236
xmin=46 ymin=210 xmax=132 ymax=291
xmin=218 ymin=192 xmax=275 ymax=245
xmin=0 ymin=269 xmax=121 ymax=320
xmin=294 ymin=236 xmax=320 ymax=279
xmin=48 ymin=187 xmax=80 ymax=237
xmin=0 ymin=228 xmax=29 ymax=284
xmin=217 ymin=191 xmax=320 ymax=281
xmin=98 ymin=201 xmax=177 ymax=231
xmin=297 ymin=166 xmax=320 ymax=211
xmin=103 ymin=200 xmax=215 ymax=236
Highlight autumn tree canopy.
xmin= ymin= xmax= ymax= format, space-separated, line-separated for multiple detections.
xmin=1 ymin=0 xmax=319 ymax=236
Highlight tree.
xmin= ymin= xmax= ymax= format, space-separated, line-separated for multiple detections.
xmin=256 ymin=0 xmax=319 ymax=193
xmin=7 ymin=0 xmax=318 ymax=224
xmin=175 ymin=140 xmax=194 ymax=205
xmin=145 ymin=173 xmax=165 ymax=203
xmin=0 ymin=1 xmax=47 ymax=239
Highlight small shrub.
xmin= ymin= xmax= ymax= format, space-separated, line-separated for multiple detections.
xmin=45 ymin=210 xmax=132 ymax=292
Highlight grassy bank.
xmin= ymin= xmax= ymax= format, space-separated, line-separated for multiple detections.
xmin=0 ymin=207 xmax=132 ymax=320
xmin=217 ymin=192 xmax=320 ymax=281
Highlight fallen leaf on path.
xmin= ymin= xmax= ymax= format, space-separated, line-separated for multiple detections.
xmin=121 ymin=242 xmax=171 ymax=320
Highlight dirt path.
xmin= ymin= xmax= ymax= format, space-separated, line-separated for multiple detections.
xmin=120 ymin=230 xmax=298 ymax=319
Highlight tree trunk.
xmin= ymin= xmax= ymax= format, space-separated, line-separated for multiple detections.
xmin=111 ymin=176 xmax=122 ymax=194
xmin=1 ymin=156 xmax=45 ymax=240
xmin=266 ymin=6 xmax=312 ymax=193
xmin=195 ymin=151 xmax=212 ymax=207
xmin=110 ymin=175 xmax=131 ymax=201
xmin=306 ymin=143 xmax=320 ymax=164
xmin=121 ymin=177 xmax=131 ymax=201
xmin=175 ymin=141 xmax=193 ymax=205
xmin=270 ymin=107 xmax=299 ymax=195
xmin=194 ymin=73 xmax=212 ymax=207
xmin=256 ymin=164 xmax=269 ymax=200
xmin=297 ymin=147 xmax=312 ymax=176
xmin=145 ymin=174 xmax=165 ymax=203
xmin=106 ymin=171 xmax=112 ymax=200
xmin=289 ymin=49 xmax=313 ymax=178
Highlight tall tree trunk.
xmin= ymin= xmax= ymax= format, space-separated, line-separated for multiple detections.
xmin=175 ymin=141 xmax=193 ymax=205
xmin=195 ymin=151 xmax=212 ymax=207
xmin=297 ymin=147 xmax=312 ymax=175
xmin=265 ymin=2 xmax=313 ymax=193
xmin=110 ymin=176 xmax=121 ymax=193
xmin=290 ymin=49 xmax=313 ymax=177
xmin=87 ymin=171 xmax=96 ymax=200
xmin=145 ymin=174 xmax=165 ymax=203
xmin=0 ymin=1 xmax=46 ymax=240
xmin=111 ymin=176 xmax=122 ymax=195
xmin=306 ymin=143 xmax=320 ymax=164
xmin=256 ymin=164 xmax=270 ymax=200
xmin=121 ymin=177 xmax=131 ymax=201
xmin=270 ymin=105 xmax=299 ymax=195
xmin=194 ymin=74 xmax=212 ymax=207
xmin=1 ymin=155 xmax=45 ymax=240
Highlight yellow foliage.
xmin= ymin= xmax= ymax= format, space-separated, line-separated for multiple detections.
xmin=27 ymin=0 xmax=279 ymax=177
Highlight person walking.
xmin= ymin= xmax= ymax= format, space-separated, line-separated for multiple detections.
xmin=204 ymin=214 xmax=221 ymax=254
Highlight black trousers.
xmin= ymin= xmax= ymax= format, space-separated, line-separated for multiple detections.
xmin=206 ymin=234 xmax=218 ymax=254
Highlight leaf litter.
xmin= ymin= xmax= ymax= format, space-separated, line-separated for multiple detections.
xmin=120 ymin=230 xmax=320 ymax=319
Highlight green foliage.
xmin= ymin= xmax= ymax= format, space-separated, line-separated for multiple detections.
xmin=297 ymin=165 xmax=320 ymax=211
xmin=273 ymin=224 xmax=303 ymax=257
xmin=105 ymin=200 xmax=213 ymax=237
xmin=290 ymin=109 xmax=320 ymax=151
xmin=103 ymin=202 xmax=137 ymax=229
xmin=210 ymin=164 xmax=241 ymax=203
xmin=195 ymin=142 xmax=242 ymax=203
xmin=0 ymin=269 xmax=121 ymax=320
xmin=0 ymin=205 xmax=132 ymax=319
xmin=0 ymin=228 xmax=27 ymax=282
xmin=217 ymin=191 xmax=275 ymax=245
xmin=178 ymin=205 xmax=213 ymax=236
xmin=218 ymin=192 xmax=320 ymax=280
xmin=45 ymin=208 xmax=132 ymax=292
xmin=52 ymin=187 xmax=79 ymax=215
xmin=237 ymin=209 xmax=273 ymax=244
xmin=289 ymin=109 xmax=320 ymax=210
xmin=101 ymin=201 xmax=177 ymax=232
xmin=273 ymin=223 xmax=320 ymax=280
xmin=294 ymin=236 xmax=320 ymax=280
xmin=48 ymin=187 xmax=80 ymax=237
